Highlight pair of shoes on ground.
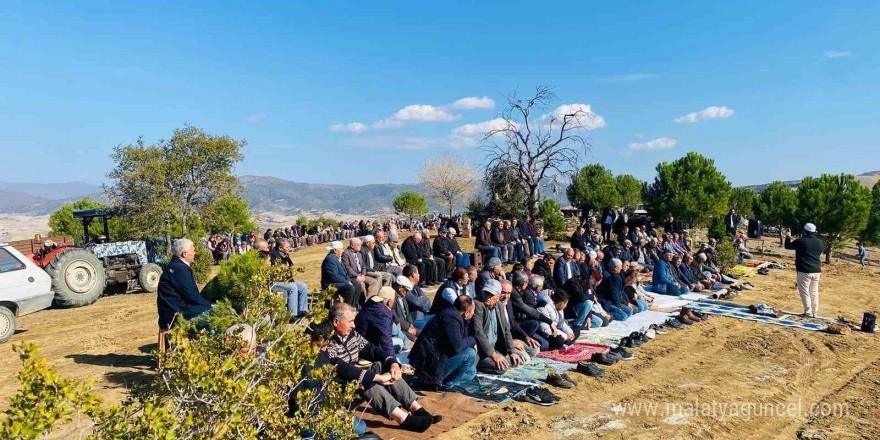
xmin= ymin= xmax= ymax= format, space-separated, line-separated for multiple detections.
xmin=649 ymin=323 xmax=668 ymax=335
xmin=576 ymin=361 xmax=605 ymax=377
xmin=545 ymin=372 xmax=579 ymax=388
xmin=740 ymin=282 xmax=755 ymax=290
xmin=520 ymin=387 xmax=562 ymax=406
xmin=400 ymin=408 xmax=443 ymax=432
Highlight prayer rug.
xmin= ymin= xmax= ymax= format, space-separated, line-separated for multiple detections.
xmin=728 ymin=265 xmax=758 ymax=277
xmin=537 ymin=342 xmax=609 ymax=363
xmin=358 ymin=389 xmax=488 ymax=440
xmin=455 ymin=375 xmax=534 ymax=402
xmin=575 ymin=331 xmax=624 ymax=347
xmin=689 ymin=301 xmax=827 ymax=331
xmin=588 ymin=310 xmax=678 ymax=337
xmin=488 ymin=357 xmax=574 ymax=384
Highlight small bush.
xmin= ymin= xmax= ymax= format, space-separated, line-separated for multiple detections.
xmin=538 ymin=199 xmax=567 ymax=240
xmin=713 ymin=238 xmax=738 ymax=274
xmin=191 ymin=246 xmax=214 ymax=285
xmin=706 ymin=215 xmax=727 ymax=240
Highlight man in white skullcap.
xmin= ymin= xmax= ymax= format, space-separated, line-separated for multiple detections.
xmin=784 ymin=223 xmax=823 ymax=317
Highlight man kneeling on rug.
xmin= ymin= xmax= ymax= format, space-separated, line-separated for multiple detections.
xmin=327 ymin=303 xmax=442 ymax=433
xmin=410 ymin=295 xmax=478 ymax=392
xmin=472 ymin=279 xmax=539 ymax=374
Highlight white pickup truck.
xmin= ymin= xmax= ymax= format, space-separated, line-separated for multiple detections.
xmin=0 ymin=243 xmax=54 ymax=343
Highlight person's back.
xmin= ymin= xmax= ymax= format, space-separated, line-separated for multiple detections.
xmin=354 ymin=300 xmax=396 ymax=358
xmin=785 ymin=234 xmax=823 ymax=273
xmin=321 ymin=252 xmax=347 ymax=289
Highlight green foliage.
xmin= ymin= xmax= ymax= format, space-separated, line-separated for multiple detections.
xmin=202 ymin=251 xmax=270 ymax=310
xmin=307 ymin=217 xmax=340 ymax=230
xmin=2 ymin=253 xmax=353 ymax=440
xmin=48 ymin=197 xmax=134 ymax=243
xmin=537 ymin=199 xmax=567 ymax=240
xmin=713 ymin=238 xmax=738 ymax=274
xmin=466 ymin=198 xmax=492 ymax=228
xmin=643 ymin=152 xmax=732 ymax=228
xmin=754 ymin=181 xmax=797 ymax=228
xmin=566 ymin=164 xmax=621 ymax=213
xmin=392 ymin=191 xmax=429 ymax=221
xmin=202 ymin=193 xmax=258 ymax=235
xmin=296 ymin=216 xmax=308 ymax=226
xmin=106 ymin=125 xmax=247 ymax=242
xmin=0 ymin=343 xmax=102 ymax=439
xmin=486 ymin=164 xmax=528 ymax=219
xmin=794 ymin=174 xmax=872 ymax=261
xmin=728 ymin=187 xmax=757 ymax=218
xmin=706 ymin=215 xmax=727 ymax=240
xmin=861 ymin=181 xmax=880 ymax=245
xmin=191 ymin=246 xmax=214 ymax=285
xmin=615 ymin=174 xmax=643 ymax=210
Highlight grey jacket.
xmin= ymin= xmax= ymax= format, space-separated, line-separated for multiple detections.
xmin=470 ymin=300 xmax=515 ymax=359
xmin=342 ymin=248 xmax=366 ymax=279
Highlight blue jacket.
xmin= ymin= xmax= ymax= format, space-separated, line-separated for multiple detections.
xmin=652 ymin=259 xmax=679 ymax=290
xmin=321 ymin=252 xmax=350 ymax=290
xmin=431 ymin=278 xmax=467 ymax=314
xmin=156 ymin=256 xmax=212 ymax=329
xmin=409 ymin=306 xmax=475 ymax=386
xmin=354 ymin=300 xmax=397 ymax=359
xmin=553 ymin=256 xmax=580 ymax=287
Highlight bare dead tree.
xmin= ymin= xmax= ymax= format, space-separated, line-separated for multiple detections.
xmin=417 ymin=155 xmax=481 ymax=215
xmin=480 ymin=86 xmax=596 ymax=216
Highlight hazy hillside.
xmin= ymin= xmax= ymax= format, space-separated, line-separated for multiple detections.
xmin=0 ymin=190 xmax=48 ymax=211
xmin=742 ymin=170 xmax=880 ymax=193
xmin=0 ymin=182 xmax=101 ymax=200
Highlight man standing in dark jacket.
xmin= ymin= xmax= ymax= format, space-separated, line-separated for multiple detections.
xmin=601 ymin=206 xmax=617 ymax=242
xmin=157 ymin=238 xmax=212 ymax=329
xmin=785 ymin=223 xmax=823 ymax=317
xmin=409 ymin=295 xmax=478 ymax=391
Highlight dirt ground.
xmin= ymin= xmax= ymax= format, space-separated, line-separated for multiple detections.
xmin=2 ymin=234 xmax=879 ymax=440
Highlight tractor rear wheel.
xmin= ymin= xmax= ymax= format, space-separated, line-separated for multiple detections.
xmin=138 ymin=263 xmax=162 ymax=293
xmin=46 ymin=248 xmax=107 ymax=308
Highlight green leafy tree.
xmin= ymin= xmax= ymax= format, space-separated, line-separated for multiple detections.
xmin=643 ymin=152 xmax=732 ymax=228
xmin=392 ymin=191 xmax=429 ymax=222
xmin=466 ymin=198 xmax=492 ymax=228
xmin=106 ymin=126 xmax=246 ymax=249
xmin=862 ymin=181 xmax=880 ymax=245
xmin=615 ymin=174 xmax=643 ymax=211
xmin=48 ymin=197 xmax=134 ymax=243
xmin=794 ymin=174 xmax=872 ymax=263
xmin=486 ymin=164 xmax=528 ymax=219
xmin=713 ymin=238 xmax=738 ymax=274
xmin=754 ymin=181 xmax=797 ymax=229
xmin=566 ymin=164 xmax=620 ymax=213
xmin=537 ymin=199 xmax=567 ymax=240
xmin=296 ymin=216 xmax=308 ymax=226
xmin=728 ymin=187 xmax=757 ymax=218
xmin=201 ymin=193 xmax=257 ymax=235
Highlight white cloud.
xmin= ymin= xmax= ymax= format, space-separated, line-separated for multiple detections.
xmin=329 ymin=122 xmax=368 ymax=133
xmin=825 ymin=50 xmax=853 ymax=58
xmin=544 ymin=104 xmax=607 ymax=130
xmin=600 ymin=73 xmax=659 ymax=83
xmin=246 ymin=113 xmax=266 ymax=123
xmin=348 ymin=135 xmax=438 ymax=150
xmin=372 ymin=104 xmax=460 ymax=129
xmin=448 ymin=118 xmax=514 ymax=148
xmin=450 ymin=96 xmax=495 ymax=109
xmin=628 ymin=137 xmax=677 ymax=151
xmin=674 ymin=106 xmax=735 ymax=123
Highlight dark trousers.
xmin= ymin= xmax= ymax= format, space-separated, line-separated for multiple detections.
xmin=518 ymin=319 xmax=550 ymax=351
xmin=601 ymin=223 xmax=613 ymax=242
xmin=331 ymin=282 xmax=363 ymax=308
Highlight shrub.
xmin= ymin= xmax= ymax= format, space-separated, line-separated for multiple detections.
xmin=538 ymin=199 xmax=567 ymax=240
xmin=706 ymin=215 xmax=727 ymax=240
xmin=713 ymin=238 xmax=738 ymax=274
xmin=191 ymin=246 xmax=214 ymax=285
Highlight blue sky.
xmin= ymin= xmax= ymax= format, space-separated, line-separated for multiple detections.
xmin=1 ymin=1 xmax=877 ymax=188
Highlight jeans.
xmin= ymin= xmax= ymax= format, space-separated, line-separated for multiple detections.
xmin=635 ymin=299 xmax=649 ymax=313
xmin=513 ymin=242 xmax=525 ymax=261
xmin=413 ymin=314 xmax=433 ymax=330
xmin=442 ymin=348 xmax=477 ymax=389
xmin=525 ymin=237 xmax=537 ymax=256
xmin=519 ymin=319 xmax=550 ymax=351
xmin=652 ymin=283 xmax=689 ymax=297
xmin=534 ymin=238 xmax=545 ymax=254
xmin=480 ymin=246 xmax=501 ymax=261
xmin=571 ymin=300 xmax=591 ymax=328
xmin=600 ymin=299 xmax=632 ymax=321
xmin=455 ymin=252 xmax=471 ymax=268
xmin=391 ymin=325 xmax=407 ymax=353
xmin=273 ymin=281 xmax=309 ymax=315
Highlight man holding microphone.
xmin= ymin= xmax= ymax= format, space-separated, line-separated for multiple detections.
xmin=784 ymin=223 xmax=823 ymax=318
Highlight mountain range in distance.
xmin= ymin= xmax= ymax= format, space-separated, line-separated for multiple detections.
xmin=1 ymin=171 xmax=878 ymax=216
